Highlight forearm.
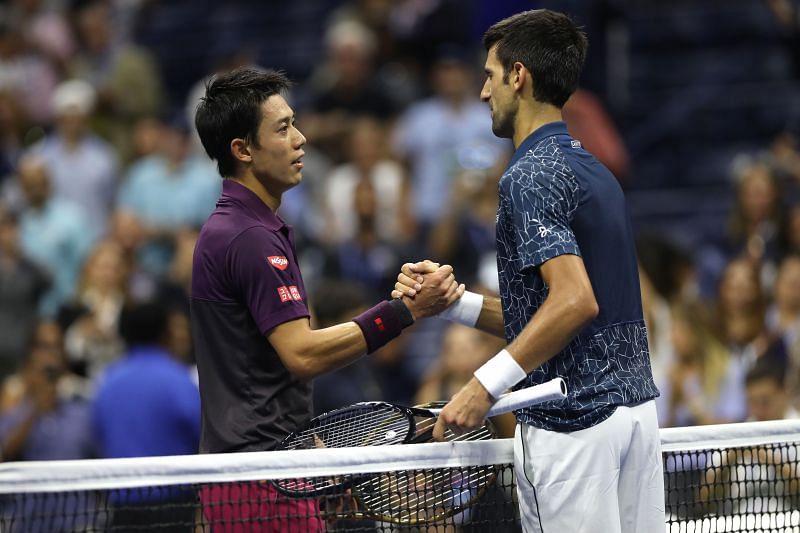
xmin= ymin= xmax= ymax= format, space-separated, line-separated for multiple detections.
xmin=2 ymin=411 xmax=37 ymax=461
xmin=507 ymin=294 xmax=597 ymax=373
xmin=269 ymin=301 xmax=413 ymax=381
xmin=475 ymin=296 xmax=505 ymax=338
xmin=287 ymin=322 xmax=368 ymax=380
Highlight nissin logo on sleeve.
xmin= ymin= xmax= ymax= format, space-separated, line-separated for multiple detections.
xmin=267 ymin=256 xmax=289 ymax=270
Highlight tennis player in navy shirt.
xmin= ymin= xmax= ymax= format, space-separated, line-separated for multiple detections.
xmin=395 ymin=10 xmax=665 ymax=533
xmin=191 ymin=67 xmax=462 ymax=531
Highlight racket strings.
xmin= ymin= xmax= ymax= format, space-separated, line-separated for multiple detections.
xmin=354 ymin=465 xmax=497 ymax=522
xmin=282 ymin=405 xmax=412 ymax=450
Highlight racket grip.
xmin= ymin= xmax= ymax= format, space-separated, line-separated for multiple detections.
xmin=485 ymin=377 xmax=567 ymax=417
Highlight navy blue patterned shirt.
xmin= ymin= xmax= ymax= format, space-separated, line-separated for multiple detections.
xmin=497 ymin=122 xmax=659 ymax=432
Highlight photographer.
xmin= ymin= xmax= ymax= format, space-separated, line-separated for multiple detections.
xmin=0 ymin=342 xmax=94 ymax=462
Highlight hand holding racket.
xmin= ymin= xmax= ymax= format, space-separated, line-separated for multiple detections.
xmin=274 ymin=378 xmax=567 ymax=525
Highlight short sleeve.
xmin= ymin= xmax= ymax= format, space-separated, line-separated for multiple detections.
xmin=226 ymin=226 xmax=310 ymax=334
xmin=505 ymin=162 xmax=581 ymax=269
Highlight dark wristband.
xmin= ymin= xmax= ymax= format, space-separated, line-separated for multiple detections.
xmin=352 ymin=299 xmax=415 ymax=354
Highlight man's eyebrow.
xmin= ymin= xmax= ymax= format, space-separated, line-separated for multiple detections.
xmin=273 ymin=114 xmax=295 ymax=127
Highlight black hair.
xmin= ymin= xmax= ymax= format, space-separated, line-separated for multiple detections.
xmin=195 ymin=67 xmax=291 ymax=177
xmin=745 ymin=356 xmax=787 ymax=389
xmin=118 ymin=298 xmax=169 ymax=348
xmin=483 ymin=9 xmax=587 ymax=108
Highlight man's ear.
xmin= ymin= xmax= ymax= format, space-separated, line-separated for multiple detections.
xmin=512 ymin=61 xmax=531 ymax=96
xmin=231 ymin=138 xmax=252 ymax=164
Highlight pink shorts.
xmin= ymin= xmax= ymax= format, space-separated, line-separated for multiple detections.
xmin=200 ymin=481 xmax=326 ymax=532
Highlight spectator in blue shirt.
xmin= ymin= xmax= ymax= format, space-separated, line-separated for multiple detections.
xmin=92 ymin=297 xmax=200 ymax=458
xmin=92 ymin=296 xmax=200 ymax=530
xmin=16 ymin=155 xmax=96 ymax=318
xmin=117 ymin=113 xmax=220 ymax=276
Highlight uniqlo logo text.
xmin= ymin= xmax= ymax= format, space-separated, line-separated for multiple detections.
xmin=374 ymin=318 xmax=385 ymax=331
xmin=289 ymin=286 xmax=302 ymax=301
xmin=277 ymin=286 xmax=291 ymax=302
xmin=268 ymin=256 xmax=289 ymax=270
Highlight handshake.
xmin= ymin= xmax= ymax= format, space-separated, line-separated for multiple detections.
xmin=389 ymin=260 xmax=463 ymax=321
xmin=390 ymin=260 xmax=485 ymax=331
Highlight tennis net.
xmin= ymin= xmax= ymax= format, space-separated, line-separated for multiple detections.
xmin=0 ymin=420 xmax=797 ymax=532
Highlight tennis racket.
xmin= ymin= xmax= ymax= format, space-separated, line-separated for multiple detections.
xmin=273 ymin=378 xmax=567 ymax=524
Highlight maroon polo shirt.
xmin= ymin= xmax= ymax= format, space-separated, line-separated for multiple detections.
xmin=191 ymin=179 xmax=311 ymax=453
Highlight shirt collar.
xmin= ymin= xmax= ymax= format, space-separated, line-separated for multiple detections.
xmin=508 ymin=121 xmax=569 ymax=168
xmin=127 ymin=345 xmax=172 ymax=359
xmin=220 ymin=179 xmax=286 ymax=232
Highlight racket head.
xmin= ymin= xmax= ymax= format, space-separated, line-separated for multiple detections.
xmin=350 ymin=401 xmax=499 ymax=524
xmin=273 ymin=402 xmax=417 ymax=497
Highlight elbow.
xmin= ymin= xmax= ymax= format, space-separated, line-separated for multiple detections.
xmin=282 ymin=351 xmax=318 ymax=382
xmin=565 ymin=293 xmax=598 ymax=329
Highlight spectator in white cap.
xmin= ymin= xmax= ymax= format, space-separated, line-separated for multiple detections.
xmin=25 ymin=79 xmax=119 ymax=235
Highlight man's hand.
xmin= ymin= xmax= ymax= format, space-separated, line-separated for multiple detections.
xmin=391 ymin=260 xmax=439 ymax=299
xmin=399 ymin=264 xmax=465 ymax=320
xmin=432 ymin=378 xmax=495 ymax=441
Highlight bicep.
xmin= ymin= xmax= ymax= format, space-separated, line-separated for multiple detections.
xmin=539 ymin=254 xmax=594 ymax=299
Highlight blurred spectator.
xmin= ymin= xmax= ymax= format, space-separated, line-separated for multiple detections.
xmin=714 ymin=258 xmax=770 ymax=362
xmin=0 ymin=208 xmax=49 ymax=377
xmin=8 ymin=0 xmax=76 ymax=70
xmin=324 ymin=116 xmax=413 ymax=245
xmin=302 ymin=20 xmax=397 ymax=162
xmin=326 ymin=0 xmax=421 ymax=106
xmin=0 ymin=89 xmax=29 ymax=181
xmin=637 ymin=236 xmax=699 ymax=395
xmin=0 ymin=343 xmax=94 ymax=461
xmin=768 ymin=254 xmax=800 ymax=345
xmin=68 ymin=0 xmax=164 ymax=160
xmin=320 ymin=178 xmax=410 ymax=301
xmin=60 ymin=240 xmax=127 ymax=379
xmin=639 ymin=265 xmax=674 ymax=398
xmin=697 ymin=160 xmax=785 ymax=298
xmin=92 ymin=297 xmax=199 ymax=458
xmin=388 ymin=0 xmax=473 ymax=71
xmin=117 ymin=113 xmax=219 ymax=276
xmin=391 ymin=45 xmax=508 ymax=234
xmin=27 ymin=79 xmax=119 ymax=234
xmin=661 ymin=304 xmax=746 ymax=427
xmin=767 ymin=130 xmax=800 ymax=186
xmin=780 ymin=203 xmax=800 ymax=258
xmin=428 ymin=149 xmax=506 ymax=287
xmin=727 ymin=161 xmax=785 ymax=264
xmin=415 ymin=322 xmax=500 ymax=402
xmin=745 ymin=357 xmax=798 ymax=421
xmin=0 ymin=320 xmax=69 ymax=413
xmin=0 ymin=16 xmax=59 ymax=125
xmin=92 ymin=297 xmax=199 ymax=528
xmin=15 ymin=155 xmax=95 ymax=318
xmin=768 ymin=254 xmax=800 ymax=403
xmin=563 ymin=88 xmax=630 ymax=182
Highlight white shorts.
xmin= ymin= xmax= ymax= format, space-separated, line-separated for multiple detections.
xmin=514 ymin=400 xmax=665 ymax=533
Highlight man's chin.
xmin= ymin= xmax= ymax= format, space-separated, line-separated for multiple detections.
xmin=491 ymin=123 xmax=513 ymax=139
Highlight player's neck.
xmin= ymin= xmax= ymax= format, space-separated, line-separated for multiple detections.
xmin=232 ymin=173 xmax=282 ymax=212
xmin=512 ymin=102 xmax=564 ymax=148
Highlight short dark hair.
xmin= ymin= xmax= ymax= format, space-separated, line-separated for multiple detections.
xmin=483 ymin=9 xmax=587 ymax=108
xmin=745 ymin=357 xmax=786 ymax=389
xmin=195 ymin=67 xmax=291 ymax=177
xmin=118 ymin=298 xmax=169 ymax=348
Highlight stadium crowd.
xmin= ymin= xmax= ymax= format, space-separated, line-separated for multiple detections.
xmin=0 ymin=0 xmax=798 ymax=464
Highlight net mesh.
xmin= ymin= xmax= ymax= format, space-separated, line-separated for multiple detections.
xmin=0 ymin=421 xmax=798 ymax=532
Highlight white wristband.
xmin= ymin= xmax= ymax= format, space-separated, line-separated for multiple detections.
xmin=474 ymin=349 xmax=528 ymax=400
xmin=437 ymin=290 xmax=484 ymax=327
